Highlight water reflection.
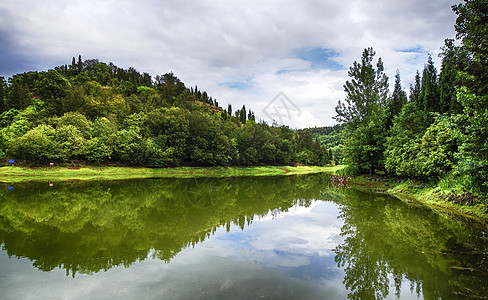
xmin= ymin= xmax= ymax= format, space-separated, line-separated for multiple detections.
xmin=0 ymin=175 xmax=329 ymax=277
xmin=333 ymin=188 xmax=488 ymax=299
xmin=0 ymin=174 xmax=487 ymax=299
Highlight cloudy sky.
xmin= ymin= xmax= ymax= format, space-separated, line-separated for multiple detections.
xmin=0 ymin=0 xmax=459 ymax=128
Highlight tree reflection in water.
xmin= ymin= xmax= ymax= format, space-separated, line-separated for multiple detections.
xmin=333 ymin=188 xmax=488 ymax=299
xmin=1 ymin=174 xmax=487 ymax=299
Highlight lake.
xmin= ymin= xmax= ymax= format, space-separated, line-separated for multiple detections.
xmin=1 ymin=173 xmax=487 ymax=299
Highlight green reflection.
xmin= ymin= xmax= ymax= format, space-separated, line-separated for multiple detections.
xmin=1 ymin=174 xmax=487 ymax=299
xmin=0 ymin=174 xmax=330 ymax=277
xmin=333 ymin=188 xmax=488 ymax=299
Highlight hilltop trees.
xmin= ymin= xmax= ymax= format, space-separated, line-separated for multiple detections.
xmin=0 ymin=58 xmax=332 ymax=167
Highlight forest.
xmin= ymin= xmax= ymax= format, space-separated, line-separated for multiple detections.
xmin=333 ymin=0 xmax=488 ymax=197
xmin=0 ymin=60 xmax=332 ymax=167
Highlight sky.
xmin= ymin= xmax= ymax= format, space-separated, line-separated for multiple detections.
xmin=0 ymin=0 xmax=459 ymax=128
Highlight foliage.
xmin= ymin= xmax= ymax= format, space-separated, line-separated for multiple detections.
xmin=335 ymin=47 xmax=389 ymax=174
xmin=0 ymin=58 xmax=331 ymax=167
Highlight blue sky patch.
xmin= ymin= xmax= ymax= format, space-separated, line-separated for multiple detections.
xmin=395 ymin=46 xmax=426 ymax=54
xmin=293 ymin=47 xmax=344 ymax=71
xmin=220 ymin=80 xmax=254 ymax=90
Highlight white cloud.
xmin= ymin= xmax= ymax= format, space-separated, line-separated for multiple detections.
xmin=0 ymin=0 xmax=459 ymax=127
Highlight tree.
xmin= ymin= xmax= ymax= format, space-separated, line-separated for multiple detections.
xmin=452 ymin=0 xmax=488 ymax=96
xmin=6 ymin=80 xmax=31 ymax=110
xmin=387 ymin=70 xmax=407 ymax=129
xmin=239 ymin=105 xmax=246 ymax=124
xmin=155 ymin=73 xmax=186 ymax=105
xmin=227 ymin=104 xmax=232 ymax=116
xmin=420 ymin=55 xmax=439 ymax=126
xmin=451 ymin=0 xmax=488 ymax=194
xmin=334 ymin=47 xmax=389 ymax=174
xmin=409 ymin=71 xmax=421 ymax=104
xmin=0 ymin=76 xmax=5 ymax=114
xmin=438 ymin=39 xmax=463 ymax=115
xmin=8 ymin=124 xmax=57 ymax=162
xmin=77 ymin=55 xmax=83 ymax=73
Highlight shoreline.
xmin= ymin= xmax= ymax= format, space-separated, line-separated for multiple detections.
xmin=0 ymin=165 xmax=343 ymax=183
xmin=347 ymin=175 xmax=488 ymax=222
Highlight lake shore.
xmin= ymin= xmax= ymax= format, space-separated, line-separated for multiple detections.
xmin=346 ymin=174 xmax=488 ymax=222
xmin=0 ymin=165 xmax=343 ymax=183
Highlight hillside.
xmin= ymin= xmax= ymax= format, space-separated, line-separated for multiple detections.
xmin=0 ymin=57 xmax=330 ymax=167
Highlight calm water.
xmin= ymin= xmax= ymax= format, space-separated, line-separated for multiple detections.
xmin=1 ymin=174 xmax=487 ymax=300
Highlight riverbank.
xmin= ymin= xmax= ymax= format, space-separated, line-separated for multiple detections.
xmin=346 ymin=174 xmax=488 ymax=222
xmin=0 ymin=165 xmax=343 ymax=183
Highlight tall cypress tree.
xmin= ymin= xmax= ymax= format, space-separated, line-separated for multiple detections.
xmin=409 ymin=70 xmax=421 ymax=105
xmin=439 ymin=39 xmax=463 ymax=114
xmin=420 ymin=55 xmax=439 ymax=126
xmin=387 ymin=70 xmax=407 ymax=129
xmin=239 ymin=105 xmax=247 ymax=124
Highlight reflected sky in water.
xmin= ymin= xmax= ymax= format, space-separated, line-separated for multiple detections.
xmin=0 ymin=200 xmax=421 ymax=300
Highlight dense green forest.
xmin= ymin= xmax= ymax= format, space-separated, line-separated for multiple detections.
xmin=334 ymin=0 xmax=488 ymax=197
xmin=302 ymin=124 xmax=344 ymax=164
xmin=0 ymin=60 xmax=331 ymax=167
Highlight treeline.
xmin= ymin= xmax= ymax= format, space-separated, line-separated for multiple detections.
xmin=0 ymin=57 xmax=331 ymax=167
xmin=334 ymin=0 xmax=488 ymax=196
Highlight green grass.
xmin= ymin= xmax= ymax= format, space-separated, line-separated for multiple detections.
xmin=0 ymin=165 xmax=340 ymax=183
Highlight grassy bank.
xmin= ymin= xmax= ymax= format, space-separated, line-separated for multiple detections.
xmin=344 ymin=173 xmax=488 ymax=221
xmin=0 ymin=165 xmax=342 ymax=183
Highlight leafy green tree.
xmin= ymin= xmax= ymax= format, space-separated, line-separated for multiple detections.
xmin=112 ymin=128 xmax=143 ymax=164
xmin=417 ymin=119 xmax=461 ymax=178
xmin=334 ymin=48 xmax=389 ymax=174
xmin=55 ymin=125 xmax=86 ymax=160
xmin=8 ymin=124 xmax=57 ymax=162
xmin=56 ymin=111 xmax=93 ymax=139
xmin=83 ymin=137 xmax=112 ymax=164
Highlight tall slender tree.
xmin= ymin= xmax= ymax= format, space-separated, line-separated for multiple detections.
xmin=0 ymin=76 xmax=5 ymax=113
xmin=387 ymin=70 xmax=408 ymax=129
xmin=438 ymin=39 xmax=463 ymax=114
xmin=420 ymin=55 xmax=439 ymax=126
xmin=409 ymin=71 xmax=421 ymax=104
xmin=334 ymin=47 xmax=389 ymax=174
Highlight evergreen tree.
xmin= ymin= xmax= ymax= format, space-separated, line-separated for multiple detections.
xmin=451 ymin=0 xmax=488 ymax=194
xmin=409 ymin=70 xmax=421 ymax=104
xmin=77 ymin=55 xmax=83 ymax=73
xmin=387 ymin=70 xmax=407 ymax=129
xmin=6 ymin=80 xmax=31 ymax=110
xmin=227 ymin=104 xmax=232 ymax=116
xmin=0 ymin=76 xmax=5 ymax=113
xmin=420 ymin=55 xmax=439 ymax=126
xmin=438 ymin=39 xmax=463 ymax=114
xmin=452 ymin=0 xmax=488 ymax=96
xmin=334 ymin=47 xmax=389 ymax=174
xmin=239 ymin=105 xmax=247 ymax=124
